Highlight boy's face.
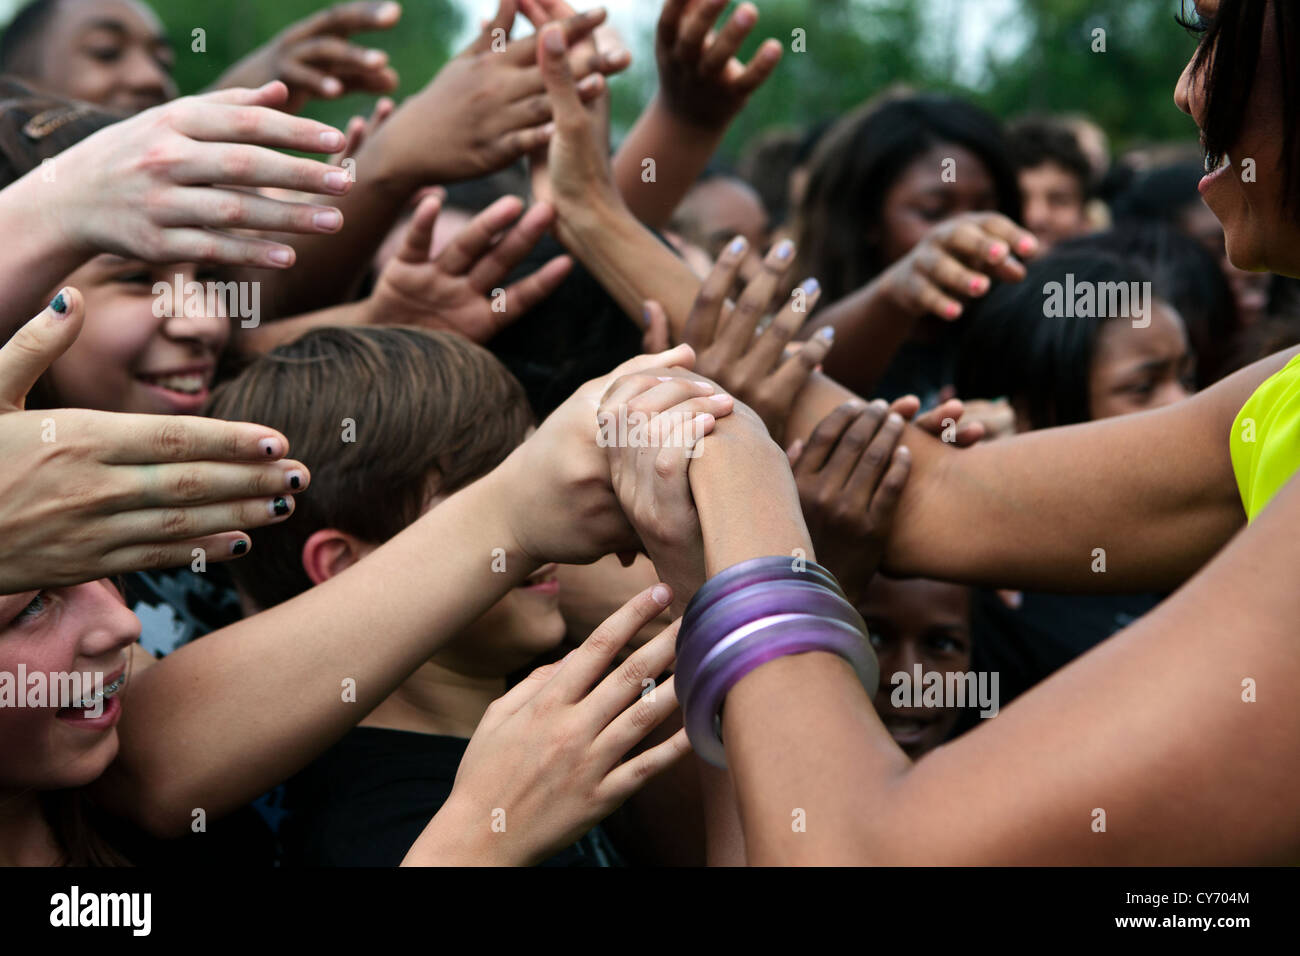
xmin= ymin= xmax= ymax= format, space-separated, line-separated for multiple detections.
xmin=351 ymin=483 xmax=567 ymax=679
xmin=34 ymin=0 xmax=177 ymax=113
xmin=861 ymin=576 xmax=972 ymax=760
xmin=1017 ymin=161 xmax=1088 ymax=251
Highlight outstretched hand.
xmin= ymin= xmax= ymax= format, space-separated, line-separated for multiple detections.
xmin=0 ymin=291 xmax=309 ymax=594
xmin=369 ymin=192 xmax=571 ymax=342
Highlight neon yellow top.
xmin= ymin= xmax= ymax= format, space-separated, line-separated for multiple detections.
xmin=1231 ymin=352 xmax=1300 ymax=522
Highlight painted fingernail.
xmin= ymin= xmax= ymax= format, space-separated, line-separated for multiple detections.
xmin=259 ymin=437 xmax=283 ymax=457
xmin=324 ymin=170 xmax=349 ymax=191
xmin=987 ymin=242 xmax=1008 ymax=261
xmin=267 ymin=248 xmax=294 ymax=266
xmin=800 ymin=278 xmax=820 ymax=295
xmin=970 ymin=276 xmax=988 ymax=295
xmin=270 ymin=496 xmax=292 ymax=517
xmin=1017 ymin=237 xmax=1037 ymax=255
xmin=817 ymin=325 xmax=834 ymax=342
xmin=231 ymin=539 xmax=249 ymax=556
xmin=651 ymin=584 xmax=671 ymax=605
xmin=543 ymin=26 xmax=565 ymax=53
xmin=320 ymin=130 xmax=345 ymax=150
xmin=773 ymin=239 xmax=795 ymax=260
xmin=314 ymin=209 xmax=342 ymax=231
xmin=286 ymin=470 xmax=304 ymax=491
xmin=944 ymin=302 xmax=961 ymax=319
xmin=49 ymin=291 xmax=68 ymax=314
xmin=729 ymin=236 xmax=748 ymax=255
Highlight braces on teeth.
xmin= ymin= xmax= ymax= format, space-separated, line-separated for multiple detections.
xmin=73 ymin=674 xmax=125 ymax=708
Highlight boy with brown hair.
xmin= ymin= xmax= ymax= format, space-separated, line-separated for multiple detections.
xmin=209 ymin=325 xmax=618 ymax=865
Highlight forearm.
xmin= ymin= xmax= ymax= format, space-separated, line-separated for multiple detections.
xmin=700 ymin=762 xmax=748 ymax=866
xmin=96 ymin=468 xmax=538 ymax=834
xmin=613 ymin=96 xmax=725 ymax=231
xmin=238 ymin=299 xmax=369 ymax=354
xmin=728 ymin=468 xmax=1300 ymax=865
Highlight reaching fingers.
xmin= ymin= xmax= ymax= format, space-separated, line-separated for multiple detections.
xmin=542 ymin=583 xmax=675 ymax=704
xmin=842 ymin=410 xmax=907 ymax=512
xmin=128 ymin=459 xmax=310 ymax=511
xmin=105 ymin=493 xmax=297 ymax=547
xmin=171 ymin=102 xmax=345 ymax=154
xmin=466 ymin=201 xmax=556 ymax=292
xmin=682 ymin=235 xmax=748 ymax=349
xmin=731 ymin=38 xmax=783 ymax=96
xmin=98 ymin=415 xmax=289 ymax=464
xmin=166 ymin=187 xmax=344 ymax=236
xmin=583 ymin=620 xmax=680 ymax=731
xmin=500 ymin=254 xmax=573 ymax=319
xmin=395 ymin=193 xmax=441 ymax=264
xmin=599 ymin=724 xmax=691 ymax=801
xmin=284 ymin=0 xmax=403 ymax=43
xmin=866 ymin=445 xmax=912 ymax=531
xmin=434 ymin=195 xmax=527 ymax=276
xmin=677 ymin=0 xmax=727 ymax=64
xmin=168 ymin=144 xmax=350 ymax=196
xmin=100 ymin=532 xmax=257 ymax=577
xmin=698 ymin=1 xmax=758 ymax=76
xmin=763 ymin=327 xmax=834 ymax=408
xmin=794 ymin=401 xmax=870 ymax=477
xmin=507 ymin=7 xmax=606 ymax=66
xmin=715 ymin=238 xmax=796 ymax=356
xmin=0 ymin=288 xmax=85 ymax=411
xmin=744 ymin=277 xmax=821 ymax=374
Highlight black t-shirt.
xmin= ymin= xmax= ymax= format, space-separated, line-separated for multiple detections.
xmin=281 ymin=726 xmax=622 ymax=867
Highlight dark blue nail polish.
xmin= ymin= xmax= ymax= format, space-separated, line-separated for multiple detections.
xmin=50 ymin=293 xmax=67 ymax=314
xmin=232 ymin=539 xmax=248 ymax=555
xmin=273 ymin=497 xmax=290 ymax=516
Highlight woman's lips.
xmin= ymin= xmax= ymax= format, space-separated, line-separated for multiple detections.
xmin=56 ymin=693 xmax=123 ymax=732
xmin=1198 ymin=152 xmax=1232 ymax=195
xmin=520 ymin=563 xmax=560 ymax=596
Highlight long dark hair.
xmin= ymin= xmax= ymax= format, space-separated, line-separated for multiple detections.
xmin=794 ymin=93 xmax=1021 ymax=303
xmin=1183 ymin=0 xmax=1299 ymax=209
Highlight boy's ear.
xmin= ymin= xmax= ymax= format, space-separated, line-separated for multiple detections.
xmin=301 ymin=528 xmax=374 ymax=586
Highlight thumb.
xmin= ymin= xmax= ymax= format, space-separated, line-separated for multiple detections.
xmin=0 ymin=288 xmax=84 ymax=411
xmin=538 ymin=24 xmax=584 ymax=118
xmin=641 ymin=300 xmax=671 ymax=354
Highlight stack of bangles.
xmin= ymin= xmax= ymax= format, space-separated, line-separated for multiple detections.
xmin=674 ymin=556 xmax=879 ymax=768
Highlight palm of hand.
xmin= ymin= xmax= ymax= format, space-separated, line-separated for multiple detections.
xmin=374 ymin=256 xmax=496 ymax=343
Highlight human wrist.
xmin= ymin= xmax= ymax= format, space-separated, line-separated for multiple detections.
xmin=402 ymin=793 xmax=513 ymax=866
xmin=478 ymin=452 xmax=548 ymax=574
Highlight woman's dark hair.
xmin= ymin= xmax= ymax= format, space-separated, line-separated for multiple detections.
xmin=955 ymin=250 xmax=1156 ymax=429
xmin=1056 ymin=223 xmax=1238 ymax=388
xmin=1183 ymin=0 xmax=1300 ymax=210
xmin=794 ymin=93 xmax=1021 ymax=303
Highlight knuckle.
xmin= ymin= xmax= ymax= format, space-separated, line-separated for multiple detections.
xmin=153 ymin=421 xmax=194 ymax=459
xmin=136 ymin=544 xmax=173 ymax=570
xmin=170 ymin=468 xmax=208 ymax=503
xmin=158 ymin=507 xmax=193 ymax=537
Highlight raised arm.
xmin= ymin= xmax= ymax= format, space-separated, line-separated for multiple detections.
xmin=91 ymin=347 xmax=708 ymax=836
xmin=697 ymin=419 xmax=1300 ymax=864
xmin=533 ymin=25 xmax=1284 ymax=594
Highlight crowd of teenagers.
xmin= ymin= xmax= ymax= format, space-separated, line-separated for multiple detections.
xmin=0 ymin=0 xmax=1297 ymax=867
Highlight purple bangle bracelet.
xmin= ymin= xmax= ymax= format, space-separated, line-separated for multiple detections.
xmin=683 ymin=615 xmax=877 ymax=768
xmin=675 ymin=581 xmax=865 ymax=704
xmin=674 ymin=556 xmax=877 ymax=768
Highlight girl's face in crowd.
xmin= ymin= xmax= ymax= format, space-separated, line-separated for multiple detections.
xmin=876 ymin=143 xmax=999 ymax=266
xmin=47 ymin=257 xmax=230 ymax=415
xmin=0 ymin=582 xmax=140 ymax=793
xmin=1176 ymin=0 xmax=1295 ymax=276
xmin=32 ymin=0 xmax=176 ymax=113
xmin=1088 ymin=301 xmax=1194 ymax=420
xmin=863 ymin=577 xmax=973 ymax=760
